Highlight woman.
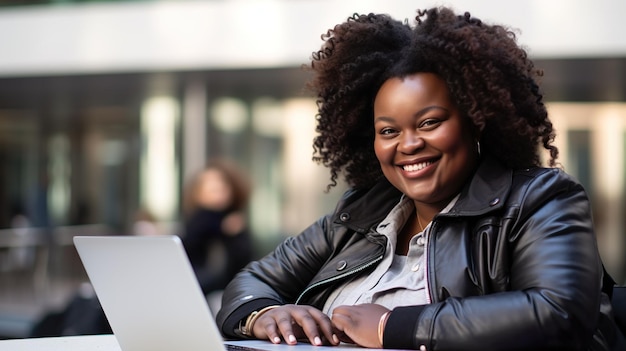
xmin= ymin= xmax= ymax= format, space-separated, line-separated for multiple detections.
xmin=182 ymin=158 xmax=253 ymax=296
xmin=216 ymin=7 xmax=623 ymax=350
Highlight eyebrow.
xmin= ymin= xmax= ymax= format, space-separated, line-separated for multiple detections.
xmin=374 ymin=106 xmax=449 ymax=123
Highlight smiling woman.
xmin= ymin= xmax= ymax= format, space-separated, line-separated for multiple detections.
xmin=215 ymin=6 xmax=624 ymax=351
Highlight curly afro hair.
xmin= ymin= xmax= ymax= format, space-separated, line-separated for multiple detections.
xmin=307 ymin=7 xmax=558 ymax=190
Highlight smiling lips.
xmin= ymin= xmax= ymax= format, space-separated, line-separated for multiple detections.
xmin=402 ymin=160 xmax=434 ymax=172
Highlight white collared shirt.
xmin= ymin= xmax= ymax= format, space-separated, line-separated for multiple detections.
xmin=322 ymin=194 xmax=459 ymax=315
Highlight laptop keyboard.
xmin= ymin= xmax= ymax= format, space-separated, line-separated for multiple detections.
xmin=225 ymin=344 xmax=267 ymax=351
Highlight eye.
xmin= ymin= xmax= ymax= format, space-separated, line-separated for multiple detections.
xmin=378 ymin=127 xmax=398 ymax=136
xmin=419 ymin=118 xmax=442 ymax=129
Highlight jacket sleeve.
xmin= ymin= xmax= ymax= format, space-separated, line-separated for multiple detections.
xmin=385 ymin=169 xmax=605 ymax=350
xmin=215 ymin=214 xmax=335 ymax=338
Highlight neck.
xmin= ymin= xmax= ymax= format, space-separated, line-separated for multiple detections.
xmin=396 ymin=211 xmax=424 ymax=255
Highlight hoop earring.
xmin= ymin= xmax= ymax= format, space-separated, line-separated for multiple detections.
xmin=477 ymin=141 xmax=481 ymax=158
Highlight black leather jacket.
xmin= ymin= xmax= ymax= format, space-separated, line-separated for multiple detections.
xmin=217 ymin=158 xmax=622 ymax=350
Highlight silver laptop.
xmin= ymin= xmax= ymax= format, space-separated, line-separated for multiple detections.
xmin=73 ymin=235 xmax=371 ymax=351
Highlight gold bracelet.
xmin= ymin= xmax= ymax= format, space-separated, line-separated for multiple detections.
xmin=378 ymin=311 xmax=391 ymax=347
xmin=242 ymin=305 xmax=279 ymax=337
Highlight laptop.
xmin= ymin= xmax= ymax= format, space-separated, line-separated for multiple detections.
xmin=73 ymin=235 xmax=372 ymax=351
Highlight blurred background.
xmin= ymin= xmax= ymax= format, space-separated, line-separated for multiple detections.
xmin=0 ymin=0 xmax=624 ymax=340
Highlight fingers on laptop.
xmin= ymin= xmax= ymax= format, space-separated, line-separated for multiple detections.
xmin=252 ymin=305 xmax=339 ymax=346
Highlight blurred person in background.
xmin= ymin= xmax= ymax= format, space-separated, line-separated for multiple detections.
xmin=182 ymin=158 xmax=253 ymax=297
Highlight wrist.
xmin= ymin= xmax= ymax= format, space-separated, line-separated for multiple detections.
xmin=378 ymin=311 xmax=391 ymax=348
xmin=240 ymin=305 xmax=280 ymax=337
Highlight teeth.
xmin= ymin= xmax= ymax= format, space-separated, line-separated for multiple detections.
xmin=403 ymin=161 xmax=432 ymax=172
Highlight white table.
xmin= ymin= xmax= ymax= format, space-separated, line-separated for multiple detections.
xmin=0 ymin=334 xmax=120 ymax=351
xmin=0 ymin=334 xmax=394 ymax=351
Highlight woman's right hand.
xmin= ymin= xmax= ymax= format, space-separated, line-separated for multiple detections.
xmin=250 ymin=304 xmax=340 ymax=346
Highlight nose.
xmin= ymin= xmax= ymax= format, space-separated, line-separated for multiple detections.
xmin=398 ymin=131 xmax=424 ymax=154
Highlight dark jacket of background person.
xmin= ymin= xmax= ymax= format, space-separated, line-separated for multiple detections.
xmin=217 ymin=157 xmax=622 ymax=351
xmin=183 ymin=207 xmax=253 ymax=295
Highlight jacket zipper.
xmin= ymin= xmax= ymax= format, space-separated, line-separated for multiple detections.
xmin=295 ymin=254 xmax=384 ymax=305
xmin=424 ymin=222 xmax=436 ymax=304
